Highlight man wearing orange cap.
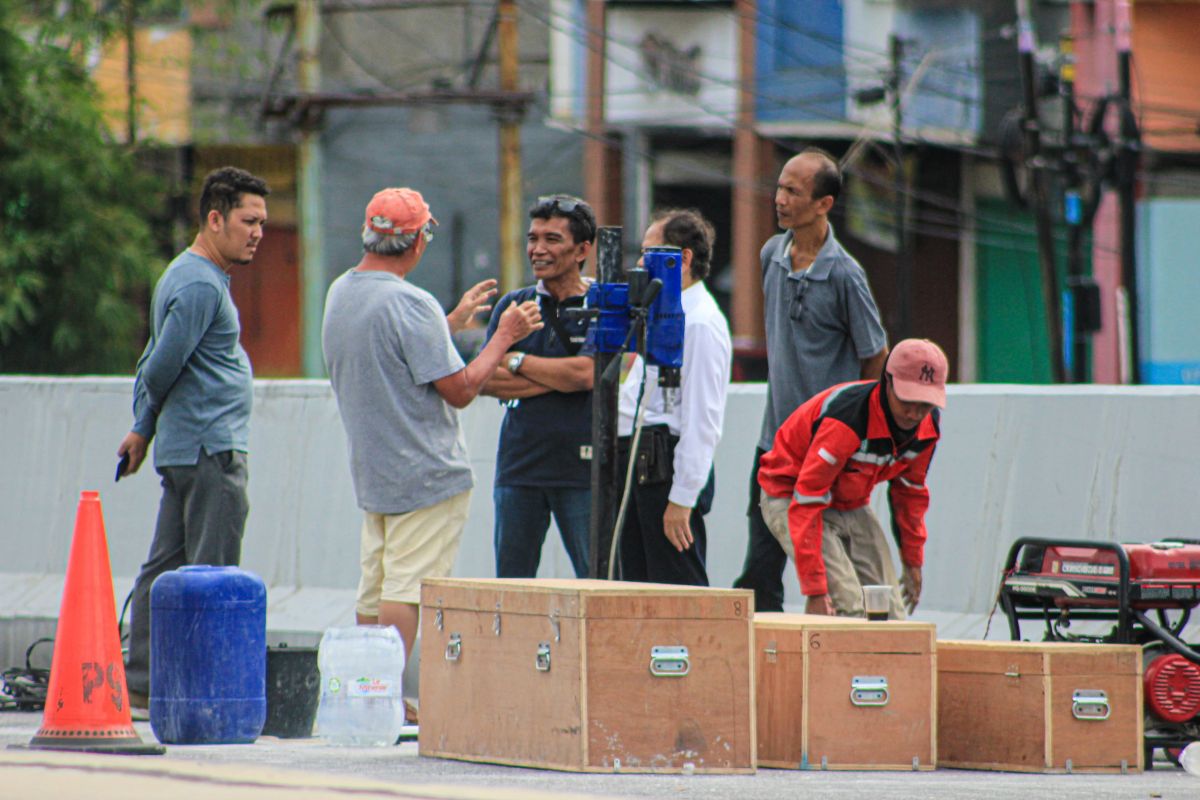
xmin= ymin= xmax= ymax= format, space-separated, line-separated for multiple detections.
xmin=322 ymin=188 xmax=542 ymax=669
xmin=757 ymin=338 xmax=948 ymax=618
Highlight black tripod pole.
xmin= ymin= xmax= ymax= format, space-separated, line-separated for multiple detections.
xmin=587 ymin=226 xmax=624 ymax=580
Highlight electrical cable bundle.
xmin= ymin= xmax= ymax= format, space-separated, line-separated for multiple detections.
xmin=0 ymin=638 xmax=52 ymax=712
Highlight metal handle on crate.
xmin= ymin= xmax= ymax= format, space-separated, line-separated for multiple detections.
xmin=535 ymin=642 xmax=551 ymax=672
xmin=849 ymin=676 xmax=890 ymax=707
xmin=649 ymin=646 xmax=690 ymax=677
xmin=1071 ymin=689 xmax=1110 ymax=720
xmin=445 ymin=633 xmax=462 ymax=661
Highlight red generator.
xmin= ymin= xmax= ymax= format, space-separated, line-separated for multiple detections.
xmin=999 ymin=537 xmax=1200 ymax=765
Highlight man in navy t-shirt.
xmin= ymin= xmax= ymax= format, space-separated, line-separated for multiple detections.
xmin=482 ymin=194 xmax=597 ymax=577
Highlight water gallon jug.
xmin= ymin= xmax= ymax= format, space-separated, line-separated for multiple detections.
xmin=316 ymin=625 xmax=406 ymax=746
xmin=149 ymin=565 xmax=267 ymax=744
xmin=1182 ymin=741 xmax=1200 ymax=777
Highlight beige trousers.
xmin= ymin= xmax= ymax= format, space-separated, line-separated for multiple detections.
xmin=760 ymin=495 xmax=906 ymax=619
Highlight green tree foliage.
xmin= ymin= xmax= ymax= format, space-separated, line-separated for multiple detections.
xmin=0 ymin=0 xmax=163 ymax=374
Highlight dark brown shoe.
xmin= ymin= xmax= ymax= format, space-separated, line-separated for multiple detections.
xmin=127 ymin=689 xmax=149 ymax=721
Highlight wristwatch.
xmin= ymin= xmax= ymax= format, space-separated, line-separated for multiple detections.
xmin=506 ymin=352 xmax=526 ymax=374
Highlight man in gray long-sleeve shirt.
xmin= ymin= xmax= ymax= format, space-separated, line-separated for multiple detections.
xmin=115 ymin=166 xmax=270 ymax=706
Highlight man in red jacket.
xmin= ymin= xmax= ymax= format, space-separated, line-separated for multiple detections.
xmin=757 ymin=338 xmax=948 ymax=618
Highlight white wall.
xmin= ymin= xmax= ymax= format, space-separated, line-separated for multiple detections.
xmin=4 ymin=377 xmax=1200 ymax=664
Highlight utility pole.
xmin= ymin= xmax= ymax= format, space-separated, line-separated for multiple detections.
xmin=1115 ymin=0 xmax=1140 ymax=383
xmin=583 ymin=0 xmax=618 ymax=226
xmin=1015 ymin=0 xmax=1065 ymax=383
xmin=889 ymin=33 xmax=912 ymax=340
xmin=1060 ymin=34 xmax=1088 ymax=383
xmin=730 ymin=0 xmax=765 ymax=369
xmin=297 ymin=0 xmax=326 ymax=377
xmin=496 ymin=0 xmax=525 ymax=294
xmin=124 ymin=0 xmax=137 ymax=144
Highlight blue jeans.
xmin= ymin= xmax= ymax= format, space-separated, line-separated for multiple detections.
xmin=493 ymin=485 xmax=590 ymax=578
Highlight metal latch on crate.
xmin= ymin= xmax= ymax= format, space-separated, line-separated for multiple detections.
xmin=849 ymin=676 xmax=889 ymax=706
xmin=1071 ymin=689 xmax=1111 ymax=720
xmin=649 ymin=646 xmax=690 ymax=677
xmin=445 ymin=633 xmax=462 ymax=661
xmin=535 ymin=642 xmax=552 ymax=672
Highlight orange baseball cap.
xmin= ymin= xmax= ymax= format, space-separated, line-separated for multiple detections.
xmin=886 ymin=339 xmax=949 ymax=408
xmin=364 ymin=188 xmax=437 ymax=235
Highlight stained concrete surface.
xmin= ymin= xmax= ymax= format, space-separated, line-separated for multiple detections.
xmin=1 ymin=711 xmax=1197 ymax=800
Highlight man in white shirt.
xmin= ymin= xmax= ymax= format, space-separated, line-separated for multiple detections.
xmin=615 ymin=209 xmax=733 ymax=585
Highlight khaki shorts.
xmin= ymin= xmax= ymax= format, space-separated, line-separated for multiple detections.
xmin=760 ymin=494 xmax=906 ymax=619
xmin=356 ymin=490 xmax=471 ymax=615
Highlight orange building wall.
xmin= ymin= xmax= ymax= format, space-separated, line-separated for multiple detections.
xmin=1132 ymin=3 xmax=1200 ymax=153
xmin=229 ymin=226 xmax=302 ymax=378
xmin=93 ymin=26 xmax=191 ymax=144
xmin=194 ymin=147 xmax=302 ymax=376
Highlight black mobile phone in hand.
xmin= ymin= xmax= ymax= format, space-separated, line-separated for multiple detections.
xmin=115 ymin=452 xmax=130 ymax=482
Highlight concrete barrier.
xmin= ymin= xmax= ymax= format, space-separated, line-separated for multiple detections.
xmin=3 ymin=377 xmax=1199 ymax=670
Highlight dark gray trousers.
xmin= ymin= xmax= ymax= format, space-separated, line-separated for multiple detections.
xmin=124 ymin=450 xmax=249 ymax=695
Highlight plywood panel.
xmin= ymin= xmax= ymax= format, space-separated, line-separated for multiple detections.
xmin=420 ymin=579 xmax=754 ymax=773
xmin=583 ymin=592 xmax=750 ymax=622
xmin=806 ymin=651 xmax=934 ymax=768
xmin=938 ymin=670 xmax=1048 ymax=771
xmin=755 ymin=628 xmax=806 ymax=767
xmin=937 ymin=640 xmax=1143 ymax=773
xmin=755 ymin=616 xmax=936 ymax=770
xmin=1049 ymin=649 xmax=1141 ymax=677
xmin=938 ymin=640 xmax=1047 ymax=676
xmin=423 ymin=579 xmax=584 ymax=619
xmin=804 ymin=625 xmax=933 ymax=656
xmin=584 ymin=617 xmax=754 ymax=773
xmin=1048 ymin=671 xmax=1143 ymax=771
xmin=419 ymin=600 xmax=584 ymax=769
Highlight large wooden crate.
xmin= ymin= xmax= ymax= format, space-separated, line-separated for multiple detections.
xmin=938 ymin=640 xmax=1143 ymax=773
xmin=419 ymin=578 xmax=755 ymax=773
xmin=754 ymin=613 xmax=937 ymax=770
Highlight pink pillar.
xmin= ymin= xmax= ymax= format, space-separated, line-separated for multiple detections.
xmin=1072 ymin=0 xmax=1124 ymax=383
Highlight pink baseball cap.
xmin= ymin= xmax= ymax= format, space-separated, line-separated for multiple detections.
xmin=364 ymin=188 xmax=437 ymax=235
xmin=886 ymin=339 xmax=949 ymax=408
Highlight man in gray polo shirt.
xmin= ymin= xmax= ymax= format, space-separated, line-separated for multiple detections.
xmin=733 ymin=147 xmax=888 ymax=612
xmin=115 ymin=166 xmax=270 ymax=707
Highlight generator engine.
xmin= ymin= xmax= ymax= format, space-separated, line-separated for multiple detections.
xmin=999 ymin=537 xmax=1200 ymax=762
xmin=1144 ymin=654 xmax=1200 ymax=725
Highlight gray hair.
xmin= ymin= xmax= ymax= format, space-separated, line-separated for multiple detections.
xmin=362 ymin=226 xmax=419 ymax=256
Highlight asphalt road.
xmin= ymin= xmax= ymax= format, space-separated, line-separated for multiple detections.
xmin=2 ymin=711 xmax=1197 ymax=799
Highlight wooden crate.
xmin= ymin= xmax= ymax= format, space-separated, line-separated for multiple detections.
xmin=419 ymin=578 xmax=755 ymax=773
xmin=754 ymin=613 xmax=937 ymax=770
xmin=938 ymin=640 xmax=1143 ymax=773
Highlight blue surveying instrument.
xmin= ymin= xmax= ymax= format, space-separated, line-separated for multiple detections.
xmin=566 ymin=227 xmax=686 ymax=579
xmin=585 ymin=245 xmax=685 ymax=404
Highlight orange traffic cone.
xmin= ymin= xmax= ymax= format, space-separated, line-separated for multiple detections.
xmin=18 ymin=491 xmax=163 ymax=754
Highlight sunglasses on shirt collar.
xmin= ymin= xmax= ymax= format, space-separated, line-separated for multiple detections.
xmin=788 ymin=274 xmax=810 ymax=321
